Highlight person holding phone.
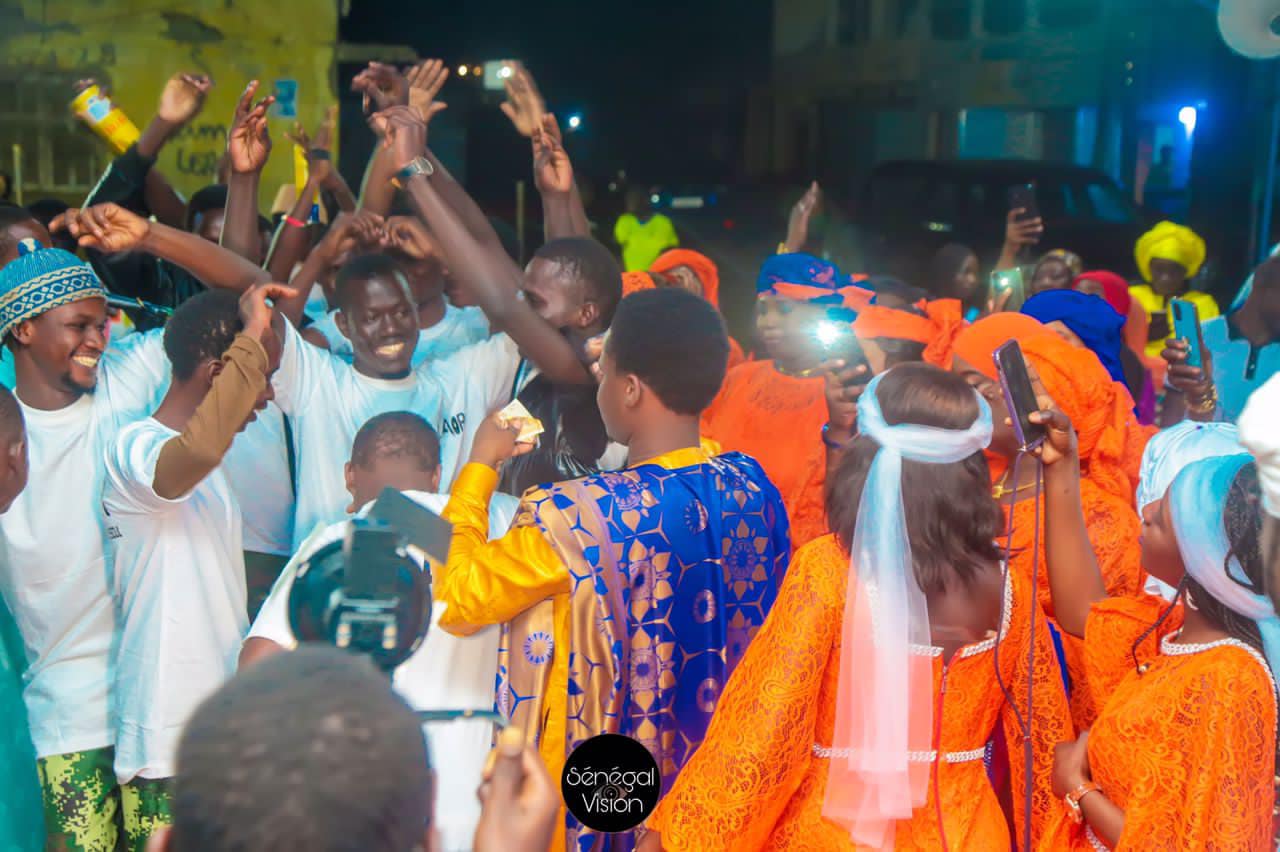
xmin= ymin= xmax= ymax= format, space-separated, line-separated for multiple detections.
xmin=1034 ymin=402 xmax=1276 ymax=850
xmin=1162 ymin=254 xmax=1280 ymax=424
xmin=951 ymin=314 xmax=1151 ymax=727
xmin=702 ymin=252 xmax=871 ymax=547
xmin=1131 ymin=221 xmax=1217 ymax=360
xmin=647 ymin=365 xmax=1072 ymax=851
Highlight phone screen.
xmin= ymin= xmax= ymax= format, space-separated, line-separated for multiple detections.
xmin=990 ymin=268 xmax=1028 ymax=312
xmin=1007 ymin=183 xmax=1039 ymax=223
xmin=1169 ymin=299 xmax=1203 ymax=368
xmin=994 ymin=340 xmax=1046 ymax=450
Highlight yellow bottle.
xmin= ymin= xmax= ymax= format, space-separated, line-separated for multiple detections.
xmin=293 ymin=144 xmax=322 ymax=223
xmin=70 ymin=85 xmax=140 ymax=155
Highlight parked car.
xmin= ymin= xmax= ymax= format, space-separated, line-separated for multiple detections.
xmin=856 ymin=160 xmax=1153 ymax=285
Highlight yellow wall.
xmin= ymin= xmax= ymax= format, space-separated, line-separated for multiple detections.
xmin=2 ymin=0 xmax=338 ymax=207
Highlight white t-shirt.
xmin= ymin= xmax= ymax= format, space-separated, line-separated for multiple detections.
xmin=0 ymin=330 xmax=169 ymax=758
xmin=309 ymin=304 xmax=490 ymax=368
xmin=103 ymin=418 xmax=248 ymax=782
xmin=273 ymin=321 xmax=523 ymax=550
xmin=248 ymin=489 xmax=518 ymax=852
xmin=221 ymin=402 xmax=295 ymax=556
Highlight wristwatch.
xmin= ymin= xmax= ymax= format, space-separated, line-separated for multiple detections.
xmin=391 ymin=156 xmax=434 ymax=188
xmin=1065 ymin=781 xmax=1102 ymax=824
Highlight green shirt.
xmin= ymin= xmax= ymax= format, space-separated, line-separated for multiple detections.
xmin=614 ymin=213 xmax=679 ymax=272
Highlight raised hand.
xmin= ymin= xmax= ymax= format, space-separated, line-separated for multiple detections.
xmin=405 ymin=58 xmax=449 ymax=122
xmin=1161 ymin=335 xmax=1216 ymax=411
xmin=384 ymin=216 xmax=438 ymax=260
xmin=51 ymin=203 xmax=151 ymax=254
xmin=372 ymin=105 xmax=427 ymax=171
xmin=227 ymin=81 xmax=275 ymax=174
xmin=498 ymin=63 xmax=545 ymax=138
xmin=238 ymin=282 xmax=297 ymax=342
xmin=1004 ymin=208 xmax=1044 ymax=251
xmin=532 ymin=115 xmax=573 ymax=196
xmin=820 ymin=357 xmax=869 ymax=439
xmin=785 ymin=181 xmax=822 ymax=252
xmin=1024 ymin=360 xmax=1076 ymax=468
xmin=473 ymin=727 xmax=559 ymax=852
xmin=286 ymin=106 xmax=338 ymax=185
xmin=352 ymin=61 xmax=409 ymax=113
xmin=157 ymin=72 xmax=213 ymax=126
xmin=321 ymin=210 xmax=385 ymax=263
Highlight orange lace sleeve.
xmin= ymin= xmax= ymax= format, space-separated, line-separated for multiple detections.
xmin=1080 ymin=480 xmax=1146 ymax=600
xmin=1000 ymin=571 xmax=1075 ymax=849
xmin=788 ymin=441 xmax=830 ymax=550
xmin=1081 ymin=594 xmax=1180 ymax=711
xmin=647 ymin=536 xmax=846 ymax=851
xmin=1102 ymin=649 xmax=1276 ymax=850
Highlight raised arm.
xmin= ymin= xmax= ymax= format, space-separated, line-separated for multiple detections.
xmin=502 ymin=66 xmax=589 ymax=239
xmin=783 ymin=181 xmax=821 ymax=254
xmin=272 ymin=209 xmax=385 ymax=328
xmin=55 ymin=203 xmax=271 ymax=293
xmin=1029 ymin=368 xmax=1106 ymax=637
xmin=221 ymin=81 xmax=275 ymax=265
xmin=154 ymin=283 xmax=293 ymax=498
xmin=380 ymin=107 xmax=590 ymax=384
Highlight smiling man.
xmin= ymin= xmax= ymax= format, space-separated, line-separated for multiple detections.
xmin=0 ymin=204 xmax=270 ymax=848
xmin=102 ymin=283 xmax=287 ymax=848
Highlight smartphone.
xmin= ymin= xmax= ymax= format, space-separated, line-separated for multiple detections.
xmin=813 ymin=320 xmax=871 ymax=380
xmin=990 ymin=267 xmax=1028 ymax=312
xmin=993 ymin=340 xmax=1046 ymax=450
xmin=1007 ymin=183 xmax=1040 ymax=223
xmin=1169 ymin=298 xmax=1203 ymax=368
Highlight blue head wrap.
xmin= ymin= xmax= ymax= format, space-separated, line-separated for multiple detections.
xmin=1021 ymin=289 xmax=1127 ymax=386
xmin=0 ymin=246 xmax=105 ymax=338
xmin=1170 ymin=454 xmax=1280 ymax=678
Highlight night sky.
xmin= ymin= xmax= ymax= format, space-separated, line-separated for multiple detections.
xmin=339 ymin=0 xmax=772 ymax=184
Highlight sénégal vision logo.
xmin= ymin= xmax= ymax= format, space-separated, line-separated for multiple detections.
xmin=561 ymin=734 xmax=661 ymax=833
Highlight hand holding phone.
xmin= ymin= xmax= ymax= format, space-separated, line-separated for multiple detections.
xmin=1007 ymin=183 xmax=1040 ymax=224
xmin=1169 ymin=298 xmax=1203 ymax=368
xmin=994 ymin=340 xmax=1047 ymax=450
xmin=989 ymin=268 xmax=1028 ymax=313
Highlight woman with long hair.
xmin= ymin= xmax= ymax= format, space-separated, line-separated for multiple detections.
xmin=647 ymin=364 xmax=1071 ymax=850
xmin=1034 ymin=392 xmax=1277 ymax=849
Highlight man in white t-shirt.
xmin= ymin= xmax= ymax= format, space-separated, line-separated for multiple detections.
xmin=302 ymin=215 xmax=490 ymax=367
xmin=102 ymin=284 xmax=285 ymax=846
xmin=240 ymin=410 xmax=518 ymax=852
xmin=0 ymin=203 xmax=270 ymax=848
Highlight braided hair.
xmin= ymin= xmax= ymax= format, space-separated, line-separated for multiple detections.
xmin=1131 ymin=463 xmax=1277 ymax=774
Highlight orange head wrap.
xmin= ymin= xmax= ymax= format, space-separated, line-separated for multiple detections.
xmin=622 ymin=271 xmax=657 ymax=298
xmin=953 ymin=314 xmax=1147 ymax=503
xmin=651 ymin=249 xmax=720 ymax=308
xmin=853 ymin=298 xmax=966 ymax=368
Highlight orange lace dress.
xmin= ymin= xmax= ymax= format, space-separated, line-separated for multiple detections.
xmin=701 ymin=360 xmax=829 ymax=548
xmin=1040 ymin=594 xmax=1277 ymax=850
xmin=1001 ymin=471 xmax=1146 ymax=729
xmin=648 ymin=534 xmax=1073 ymax=851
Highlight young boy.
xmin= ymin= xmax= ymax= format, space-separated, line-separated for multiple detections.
xmin=103 ymin=283 xmax=285 ymax=848
xmin=241 ymin=410 xmax=517 ymax=852
xmin=0 ymin=205 xmax=269 ymax=847
xmin=438 ymin=287 xmax=792 ymax=850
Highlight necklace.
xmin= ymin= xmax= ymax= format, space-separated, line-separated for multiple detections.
xmin=992 ymin=471 xmax=1036 ymax=500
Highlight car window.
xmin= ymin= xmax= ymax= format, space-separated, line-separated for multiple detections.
xmin=1082 ymin=181 xmax=1137 ymax=223
xmin=869 ymin=175 xmax=962 ymax=223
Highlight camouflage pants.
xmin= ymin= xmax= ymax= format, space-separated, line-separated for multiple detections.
xmin=37 ymin=749 xmax=172 ymax=852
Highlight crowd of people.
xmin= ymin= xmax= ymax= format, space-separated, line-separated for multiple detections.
xmin=1 ymin=54 xmax=1280 ymax=852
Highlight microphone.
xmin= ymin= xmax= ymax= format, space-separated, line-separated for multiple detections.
xmin=106 ymin=294 xmax=173 ymax=319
